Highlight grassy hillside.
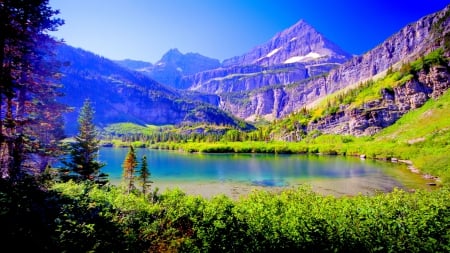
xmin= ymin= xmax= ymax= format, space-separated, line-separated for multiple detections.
xmin=373 ymin=88 xmax=450 ymax=180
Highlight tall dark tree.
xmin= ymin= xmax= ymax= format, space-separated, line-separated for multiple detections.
xmin=122 ymin=145 xmax=137 ymax=194
xmin=138 ymin=155 xmax=152 ymax=195
xmin=0 ymin=0 xmax=65 ymax=181
xmin=65 ymin=98 xmax=104 ymax=182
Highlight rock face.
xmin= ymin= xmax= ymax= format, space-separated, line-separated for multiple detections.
xmin=220 ymin=5 xmax=450 ymax=121
xmin=184 ymin=63 xmax=308 ymax=93
xmin=179 ymin=19 xmax=351 ymax=94
xmin=306 ymin=66 xmax=450 ymax=136
xmin=222 ymin=20 xmax=351 ymax=67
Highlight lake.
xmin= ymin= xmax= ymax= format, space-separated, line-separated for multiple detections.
xmin=99 ymin=147 xmax=430 ymax=198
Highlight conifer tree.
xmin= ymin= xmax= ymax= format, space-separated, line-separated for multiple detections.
xmin=138 ymin=155 xmax=152 ymax=195
xmin=65 ymin=98 xmax=105 ymax=182
xmin=0 ymin=0 xmax=65 ymax=181
xmin=122 ymin=145 xmax=137 ymax=194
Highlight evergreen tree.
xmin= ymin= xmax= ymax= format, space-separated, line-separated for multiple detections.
xmin=65 ymin=99 xmax=105 ymax=182
xmin=138 ymin=155 xmax=152 ymax=195
xmin=0 ymin=0 xmax=65 ymax=181
xmin=122 ymin=145 xmax=137 ymax=194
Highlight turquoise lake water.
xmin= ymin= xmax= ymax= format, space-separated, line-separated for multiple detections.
xmin=98 ymin=148 xmax=427 ymax=195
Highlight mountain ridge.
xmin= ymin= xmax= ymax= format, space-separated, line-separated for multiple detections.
xmin=55 ymin=44 xmax=251 ymax=134
xmin=134 ymin=48 xmax=222 ymax=89
xmin=218 ymin=4 xmax=450 ymax=121
xmin=57 ymin=4 xmax=450 ymax=138
xmin=222 ymin=19 xmax=351 ymax=67
xmin=177 ymin=19 xmax=351 ymax=95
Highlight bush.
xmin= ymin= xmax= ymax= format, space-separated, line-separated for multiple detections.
xmin=4 ymin=178 xmax=445 ymax=252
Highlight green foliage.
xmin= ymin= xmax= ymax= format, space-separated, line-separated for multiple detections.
xmin=374 ymin=88 xmax=450 ymax=182
xmin=41 ymin=181 xmax=450 ymax=252
xmin=102 ymin=122 xmax=160 ymax=136
xmin=410 ymin=49 xmax=447 ymax=74
xmin=2 ymin=171 xmax=449 ymax=252
xmin=63 ymin=99 xmax=106 ymax=183
xmin=138 ymin=155 xmax=153 ymax=196
xmin=0 ymin=0 xmax=66 ymax=181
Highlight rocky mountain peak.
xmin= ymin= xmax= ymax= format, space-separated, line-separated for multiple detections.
xmin=141 ymin=48 xmax=222 ymax=89
xmin=158 ymin=48 xmax=184 ymax=65
xmin=222 ymin=19 xmax=351 ymax=67
xmin=219 ymin=4 xmax=450 ymax=122
xmin=278 ymin=19 xmax=312 ymax=36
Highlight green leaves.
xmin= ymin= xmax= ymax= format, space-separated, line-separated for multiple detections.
xmin=45 ymin=180 xmax=450 ymax=252
xmin=64 ymin=98 xmax=105 ymax=182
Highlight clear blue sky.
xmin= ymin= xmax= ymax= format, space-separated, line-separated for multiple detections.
xmin=49 ymin=0 xmax=449 ymax=63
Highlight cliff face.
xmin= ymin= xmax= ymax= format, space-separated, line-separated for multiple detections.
xmin=220 ymin=5 xmax=450 ymax=121
xmin=182 ymin=63 xmax=307 ymax=93
xmin=306 ymin=66 xmax=450 ymax=137
xmin=182 ymin=63 xmax=340 ymax=94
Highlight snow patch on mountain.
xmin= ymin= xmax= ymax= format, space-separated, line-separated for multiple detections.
xmin=284 ymin=52 xmax=321 ymax=63
xmin=266 ymin=47 xmax=282 ymax=57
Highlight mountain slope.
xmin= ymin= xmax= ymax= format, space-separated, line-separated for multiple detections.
xmin=223 ymin=19 xmax=351 ymax=67
xmin=55 ymin=44 xmax=251 ymax=134
xmin=180 ymin=19 xmax=351 ymax=95
xmin=115 ymin=59 xmax=152 ymax=70
xmin=220 ymin=4 xmax=450 ymax=121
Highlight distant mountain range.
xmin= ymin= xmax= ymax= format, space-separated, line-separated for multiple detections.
xmin=115 ymin=48 xmax=221 ymax=89
xmin=55 ymin=4 xmax=450 ymax=133
xmin=55 ymin=45 xmax=250 ymax=134
xmin=116 ymin=19 xmax=352 ymax=92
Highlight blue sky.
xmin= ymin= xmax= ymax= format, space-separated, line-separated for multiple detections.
xmin=49 ymin=0 xmax=449 ymax=63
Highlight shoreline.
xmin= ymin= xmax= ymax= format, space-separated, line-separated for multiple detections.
xmin=104 ymin=144 xmax=442 ymax=187
xmin=108 ymin=175 xmax=434 ymax=200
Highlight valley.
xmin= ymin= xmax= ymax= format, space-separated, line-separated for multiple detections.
xmin=1 ymin=1 xmax=449 ymax=252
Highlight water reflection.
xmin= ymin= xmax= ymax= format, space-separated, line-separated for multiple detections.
xmin=99 ymin=147 xmax=427 ymax=195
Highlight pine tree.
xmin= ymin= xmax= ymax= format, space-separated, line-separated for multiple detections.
xmin=0 ymin=0 xmax=65 ymax=181
xmin=65 ymin=98 xmax=105 ymax=182
xmin=138 ymin=155 xmax=153 ymax=195
xmin=122 ymin=145 xmax=137 ymax=194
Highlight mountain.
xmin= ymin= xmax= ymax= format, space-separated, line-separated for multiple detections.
xmin=219 ymin=4 xmax=450 ymax=121
xmin=222 ymin=20 xmax=351 ymax=67
xmin=55 ymin=4 xmax=450 ymax=138
xmin=129 ymin=48 xmax=222 ymax=89
xmin=179 ymin=19 xmax=352 ymax=94
xmin=182 ymin=64 xmax=310 ymax=93
xmin=307 ymin=62 xmax=449 ymax=136
xmin=55 ymin=44 xmax=251 ymax=134
xmin=156 ymin=48 xmax=221 ymax=76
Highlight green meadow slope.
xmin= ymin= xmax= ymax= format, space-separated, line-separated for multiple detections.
xmin=372 ymin=88 xmax=450 ymax=181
